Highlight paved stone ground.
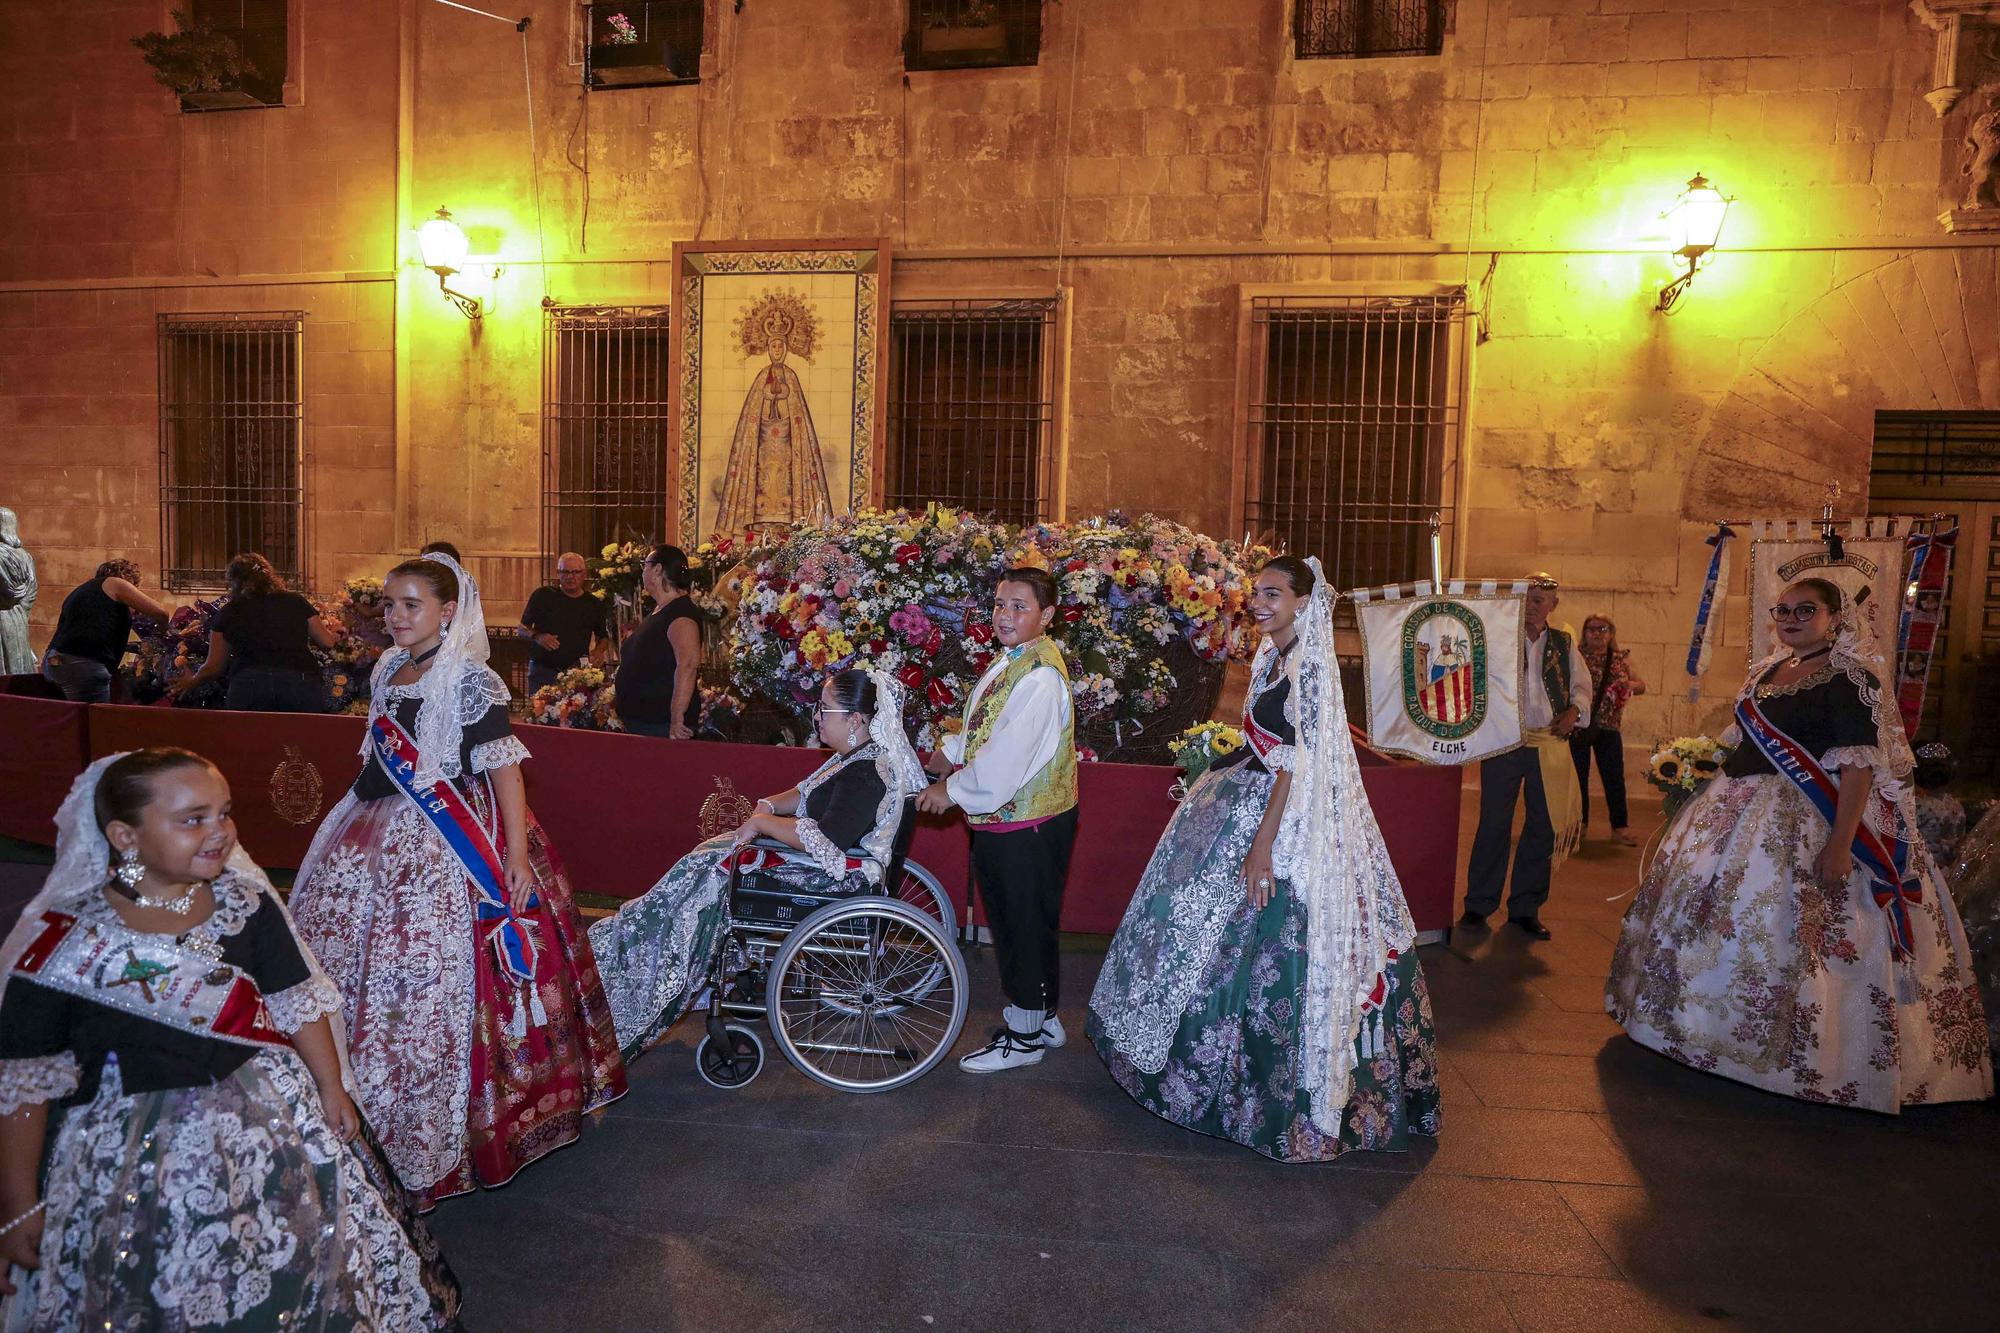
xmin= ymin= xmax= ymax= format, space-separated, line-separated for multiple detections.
xmin=4 ymin=789 xmax=1996 ymax=1331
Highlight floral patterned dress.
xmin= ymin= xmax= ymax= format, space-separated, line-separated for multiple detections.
xmin=0 ymin=873 xmax=460 ymax=1330
xmin=1606 ymin=662 xmax=1993 ymax=1111
xmin=1087 ymin=656 xmax=1442 ymax=1163
xmin=291 ymin=671 xmax=627 ymax=1205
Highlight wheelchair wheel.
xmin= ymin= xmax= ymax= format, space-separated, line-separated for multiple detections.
xmin=766 ymin=897 xmax=968 ymax=1093
xmin=890 ymin=857 xmax=957 ymax=936
xmin=695 ymin=1024 xmax=765 ymax=1090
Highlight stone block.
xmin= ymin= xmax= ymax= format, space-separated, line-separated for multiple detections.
xmin=1697 ymin=59 xmax=1747 ymax=95
xmin=1620 ymin=94 xmax=1714 ymax=145
xmin=1142 ymin=108 xmax=1193 ymax=157
xmin=1685 ymin=9 xmax=1770 ymax=61
xmin=1325 ymin=155 xmax=1388 ymax=193
xmin=1386 ymin=152 xmax=1436 ymax=191
xmin=1479 ymin=98 xmax=1555 ymax=152
xmin=1626 ymin=12 xmax=1688 ymax=62
xmin=1549 ymin=15 xmax=1631 ymax=65
xmin=1530 ymin=63 xmax=1611 ymax=99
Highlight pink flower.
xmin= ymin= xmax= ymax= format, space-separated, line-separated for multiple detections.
xmin=833 ymin=579 xmax=852 ymax=598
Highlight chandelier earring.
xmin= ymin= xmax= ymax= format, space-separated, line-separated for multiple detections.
xmin=113 ymin=845 xmax=145 ymax=889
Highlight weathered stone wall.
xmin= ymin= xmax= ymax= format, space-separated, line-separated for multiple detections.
xmin=3 ymin=0 xmax=1995 ymax=748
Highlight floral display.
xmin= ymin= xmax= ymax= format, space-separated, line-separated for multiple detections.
xmin=1171 ymin=721 xmax=1246 ymax=786
xmin=728 ymin=506 xmax=1269 ymax=752
xmin=129 ymin=599 xmax=229 ymax=707
xmin=323 ymin=577 xmax=392 ymax=713
xmin=602 ymin=11 xmax=639 ymax=43
xmin=696 ymin=685 xmax=743 ymax=740
xmin=128 ymin=578 xmax=393 ymax=713
xmin=1646 ymin=735 xmax=1731 ymax=819
xmin=527 ymin=664 xmax=622 ymax=731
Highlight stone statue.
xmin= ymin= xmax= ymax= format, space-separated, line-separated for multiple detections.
xmin=1962 ymin=93 xmax=2000 ymax=212
xmin=0 ymin=507 xmax=37 ymax=674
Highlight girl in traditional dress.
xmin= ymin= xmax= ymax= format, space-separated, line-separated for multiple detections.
xmin=0 ymin=749 xmax=460 ymax=1329
xmin=1607 ymin=578 xmax=1993 ymax=1111
xmin=1088 ymin=557 xmax=1442 ymax=1162
xmin=590 ymin=668 xmax=927 ymax=1058
xmin=290 ymin=554 xmax=626 ymax=1206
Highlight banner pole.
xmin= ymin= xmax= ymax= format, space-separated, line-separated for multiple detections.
xmin=1428 ymin=512 xmax=1443 ymax=587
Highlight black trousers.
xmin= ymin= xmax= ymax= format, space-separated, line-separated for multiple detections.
xmin=1569 ymin=728 xmax=1629 ymax=830
xmin=969 ymin=806 xmax=1077 ymax=1013
xmin=225 ymin=667 xmax=328 ymax=714
xmin=1464 ymin=745 xmax=1553 ymax=920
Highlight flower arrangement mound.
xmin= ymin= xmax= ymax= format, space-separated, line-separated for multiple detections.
xmin=528 ymin=665 xmax=620 ymax=731
xmin=130 ymin=577 xmax=393 ymax=713
xmin=727 ymin=506 xmax=1269 ymax=762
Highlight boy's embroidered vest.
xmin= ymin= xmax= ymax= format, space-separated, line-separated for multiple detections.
xmin=962 ymin=636 xmax=1077 ymax=826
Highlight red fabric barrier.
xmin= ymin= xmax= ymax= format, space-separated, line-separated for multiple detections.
xmin=0 ymin=702 xmax=1460 ymax=936
xmin=0 ymin=693 xmax=91 ymax=844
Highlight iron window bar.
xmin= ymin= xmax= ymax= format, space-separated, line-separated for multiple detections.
xmin=156 ymin=312 xmax=308 ymax=593
xmin=541 ymin=304 xmax=674 ymax=564
xmin=905 ymin=0 xmax=1043 ymax=72
xmin=1245 ymin=293 xmax=1465 ymax=598
xmin=885 ymin=298 xmax=1058 ymax=526
xmin=1295 ymin=0 xmax=1446 ymax=60
xmin=1872 ymin=411 xmax=2000 ymax=489
xmin=181 ymin=0 xmax=287 ymax=108
xmin=583 ymin=0 xmax=703 ymax=89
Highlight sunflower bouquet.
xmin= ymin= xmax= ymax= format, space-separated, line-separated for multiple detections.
xmin=1172 ymin=721 xmax=1247 ymax=786
xmin=1646 ymin=735 xmax=1731 ymax=819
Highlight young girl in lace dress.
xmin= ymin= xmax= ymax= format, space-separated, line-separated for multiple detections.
xmin=290 ymin=555 xmax=626 ymax=1207
xmin=0 ymin=749 xmax=459 ymax=1329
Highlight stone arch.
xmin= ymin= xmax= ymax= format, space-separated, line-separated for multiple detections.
xmin=1683 ymin=249 xmax=2000 ymax=518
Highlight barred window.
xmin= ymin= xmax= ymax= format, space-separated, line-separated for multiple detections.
xmin=583 ymin=0 xmax=703 ymax=89
xmin=905 ymin=0 xmax=1042 ymax=72
xmin=1872 ymin=411 xmax=2000 ymax=488
xmin=1244 ymin=294 xmax=1464 ymax=592
xmin=1295 ymin=0 xmax=1445 ymax=60
xmin=542 ymin=305 xmax=672 ymax=561
xmin=886 ymin=299 xmax=1057 ymax=525
xmin=157 ymin=313 xmax=306 ymax=593
xmin=187 ymin=0 xmax=287 ymax=107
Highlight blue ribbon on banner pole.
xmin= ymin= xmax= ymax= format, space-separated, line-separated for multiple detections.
xmin=1897 ymin=530 xmax=1935 ymax=663
xmin=1684 ymin=521 xmax=1735 ymax=682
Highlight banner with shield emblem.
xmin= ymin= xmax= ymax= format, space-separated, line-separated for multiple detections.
xmin=1353 ymin=581 xmax=1528 ymax=765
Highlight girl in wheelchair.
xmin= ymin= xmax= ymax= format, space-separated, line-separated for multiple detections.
xmin=589 ymin=668 xmax=927 ymax=1060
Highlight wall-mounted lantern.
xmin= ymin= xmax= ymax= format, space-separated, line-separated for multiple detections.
xmin=417 ymin=207 xmax=500 ymax=319
xmin=1655 ymin=174 xmax=1734 ymax=314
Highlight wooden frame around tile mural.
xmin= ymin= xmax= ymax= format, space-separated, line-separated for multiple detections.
xmin=668 ymin=240 xmax=891 ymax=548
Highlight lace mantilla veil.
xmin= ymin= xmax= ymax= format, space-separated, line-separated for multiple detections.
xmin=1275 ymin=556 xmax=1416 ymax=1132
xmin=868 ymin=668 xmax=928 ymax=796
xmin=361 ymin=551 xmax=510 ymax=791
xmin=0 ymin=754 xmax=354 ymax=1081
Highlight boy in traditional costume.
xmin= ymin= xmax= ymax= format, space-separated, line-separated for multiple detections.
xmin=919 ymin=568 xmax=1077 ymax=1073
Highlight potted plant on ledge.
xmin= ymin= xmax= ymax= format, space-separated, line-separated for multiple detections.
xmin=589 ymin=6 xmax=699 ymax=88
xmin=132 ymin=9 xmax=270 ymax=111
xmin=919 ymin=2 xmax=1009 ymax=64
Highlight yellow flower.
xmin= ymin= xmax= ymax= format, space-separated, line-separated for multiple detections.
xmin=1211 ymin=734 xmax=1240 ymax=755
xmin=601 ymin=544 xmax=618 ymax=558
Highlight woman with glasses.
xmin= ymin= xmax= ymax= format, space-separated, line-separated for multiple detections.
xmin=1607 ymin=577 xmax=1992 ymax=1111
xmin=588 ymin=668 xmax=928 ymax=1060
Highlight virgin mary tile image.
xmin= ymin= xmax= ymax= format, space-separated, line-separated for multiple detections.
xmin=713 ymin=289 xmax=832 ymax=538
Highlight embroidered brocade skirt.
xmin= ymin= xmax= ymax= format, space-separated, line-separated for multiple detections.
xmin=1087 ymin=765 xmax=1443 ymax=1163
xmin=292 ymin=790 xmax=627 ymax=1204
xmin=1606 ymin=773 xmax=1994 ymax=1112
xmin=2 ymin=1051 xmax=458 ymax=1332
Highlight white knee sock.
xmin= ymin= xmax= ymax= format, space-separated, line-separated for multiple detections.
xmin=1003 ymin=1004 xmax=1045 ymax=1035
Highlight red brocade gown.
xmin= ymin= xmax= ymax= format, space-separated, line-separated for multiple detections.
xmin=291 ymin=674 xmax=627 ymax=1206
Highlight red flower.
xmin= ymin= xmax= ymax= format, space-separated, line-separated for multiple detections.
xmin=926 ymin=678 xmax=957 ymax=710
xmin=869 ymin=639 xmax=889 ymax=656
xmin=923 ymin=628 xmax=945 ymax=657
xmin=897 ymin=663 xmax=927 ymax=690
xmin=968 ymin=651 xmax=993 ymax=673
xmin=1061 ymin=605 xmax=1084 ymax=623
xmin=894 ymin=542 xmax=923 ymax=565
xmin=772 ymin=620 xmax=796 ymax=640
xmin=966 ymin=623 xmax=994 ymax=645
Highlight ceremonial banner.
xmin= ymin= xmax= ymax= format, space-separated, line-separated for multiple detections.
xmin=1747 ymin=521 xmax=1905 ymax=673
xmin=1355 ymin=581 xmax=1526 ymax=765
xmin=1896 ymin=525 xmax=1956 ymax=736
xmin=1683 ymin=522 xmax=1734 ymax=701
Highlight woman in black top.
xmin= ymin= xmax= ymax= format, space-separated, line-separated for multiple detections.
xmin=614 ymin=543 xmax=703 ymax=738
xmin=41 ymin=559 xmax=172 ymax=702
xmin=589 ymin=668 xmax=928 ymax=1058
xmin=169 ymin=553 xmax=337 ymax=712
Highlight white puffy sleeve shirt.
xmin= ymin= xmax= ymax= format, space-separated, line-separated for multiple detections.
xmin=940 ymin=662 xmax=1073 ymax=818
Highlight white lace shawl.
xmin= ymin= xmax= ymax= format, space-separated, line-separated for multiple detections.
xmin=359 ymin=552 xmax=511 ymax=791
xmin=0 ymin=754 xmax=357 ymax=1110
xmin=1271 ymin=557 xmax=1416 ymax=1133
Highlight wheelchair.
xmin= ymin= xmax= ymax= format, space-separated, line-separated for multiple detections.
xmin=695 ymin=799 xmax=969 ymax=1093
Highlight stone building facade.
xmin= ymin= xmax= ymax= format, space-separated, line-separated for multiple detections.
xmin=3 ymin=0 xmax=1998 ymax=747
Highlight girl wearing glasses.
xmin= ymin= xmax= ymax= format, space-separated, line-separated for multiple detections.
xmin=1607 ymin=577 xmax=1992 ymax=1111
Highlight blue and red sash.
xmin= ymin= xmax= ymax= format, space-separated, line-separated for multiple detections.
xmin=371 ymin=711 xmax=542 ymax=986
xmin=1734 ymin=694 xmax=1921 ymax=958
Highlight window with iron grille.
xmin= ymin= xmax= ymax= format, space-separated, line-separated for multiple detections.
xmin=1245 ymin=294 xmax=1464 ymax=592
xmin=186 ymin=0 xmax=287 ymax=106
xmin=886 ymin=299 xmax=1057 ymax=525
xmin=905 ymin=0 xmax=1042 ymax=72
xmin=1295 ymin=0 xmax=1446 ymax=60
xmin=583 ymin=0 xmax=703 ymax=89
xmin=1872 ymin=411 xmax=2000 ymax=491
xmin=542 ymin=305 xmax=672 ymax=561
xmin=157 ymin=313 xmax=307 ymax=593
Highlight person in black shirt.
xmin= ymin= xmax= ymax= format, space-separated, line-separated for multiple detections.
xmin=169 ymin=553 xmax=335 ymax=712
xmin=615 ymin=544 xmax=703 ymax=738
xmin=519 ymin=551 xmax=610 ymax=694
xmin=41 ymin=558 xmax=172 ymax=702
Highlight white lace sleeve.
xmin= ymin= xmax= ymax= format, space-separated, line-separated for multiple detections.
xmin=1823 ymin=745 xmax=1885 ymax=773
xmin=793 ymin=817 xmax=850 ymax=879
xmin=458 ymin=665 xmax=513 ymax=724
xmin=0 ymin=1053 xmax=79 ymax=1114
xmin=470 ymin=735 xmax=532 ymax=773
xmin=1262 ymin=744 xmax=1298 ymax=773
xmin=263 ymin=974 xmax=343 ymax=1034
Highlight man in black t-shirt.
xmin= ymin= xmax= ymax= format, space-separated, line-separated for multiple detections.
xmin=520 ymin=552 xmax=610 ymax=694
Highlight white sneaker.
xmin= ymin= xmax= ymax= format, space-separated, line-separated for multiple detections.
xmin=958 ymin=1026 xmax=1045 ymax=1073
xmin=1040 ymin=1014 xmax=1067 ymax=1049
